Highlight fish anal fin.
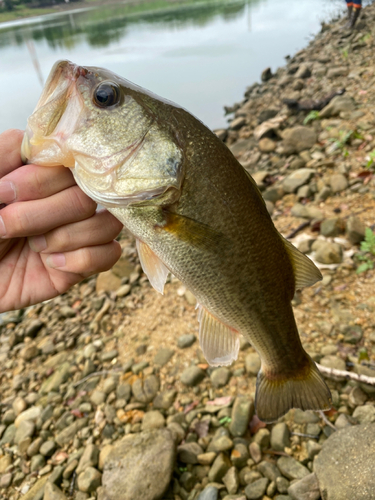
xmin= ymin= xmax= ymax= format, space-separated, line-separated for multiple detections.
xmin=197 ymin=305 xmax=240 ymax=367
xmin=255 ymin=355 xmax=332 ymax=423
xmin=136 ymin=239 xmax=169 ymax=294
xmin=282 ymin=237 xmax=322 ymax=290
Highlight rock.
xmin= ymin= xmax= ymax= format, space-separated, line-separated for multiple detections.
xmin=55 ymin=418 xmax=88 ymax=447
xmin=271 ymin=423 xmax=290 ymax=451
xmin=319 ymin=355 xmax=346 ymax=371
xmin=132 ymin=375 xmax=159 ymax=403
xmin=116 ymin=284 xmax=131 ymax=297
xmin=101 ymin=429 xmax=175 ymax=500
xmin=208 ymin=435 xmax=234 ymax=453
xmin=352 ymin=405 xmax=375 ymax=424
xmin=19 ymin=475 xmax=49 ymax=500
xmin=295 ymin=64 xmax=311 ymax=79
xmin=181 ymin=366 xmax=206 ymax=387
xmin=263 ymin=185 xmax=284 ymax=203
xmin=257 ymin=461 xmax=282 ymax=482
xmin=197 ymin=486 xmax=219 ymax=500
xmin=208 ymin=452 xmax=231 ymax=482
xmin=30 ymin=454 xmax=45 ymax=472
xmin=319 ymin=96 xmax=355 ymax=118
xmin=178 ymin=442 xmax=204 ymax=464
xmin=346 ymin=216 xmax=366 ymax=245
xmin=283 ymin=169 xmax=316 ymax=193
xmin=335 ymin=414 xmax=352 ymax=430
xmin=197 ymin=452 xmax=216 ymax=466
xmin=116 ymin=383 xmax=131 ymax=402
xmin=0 ymin=424 xmax=16 ymax=445
xmin=44 ymin=482 xmax=68 ymax=500
xmin=306 ymin=440 xmax=321 ymax=459
xmin=320 ymin=218 xmax=345 ymax=237
xmin=210 ymin=367 xmax=231 ymax=388
xmin=314 ymin=242 xmax=343 ymax=264
xmin=20 ymin=343 xmax=40 ymax=361
xmin=259 ymin=138 xmax=276 ymax=153
xmin=261 ymin=67 xmax=273 ymax=82
xmin=276 ymin=476 xmax=290 ymax=494
xmin=277 ymin=456 xmax=310 ymax=480
xmin=76 ymin=444 xmax=100 ymax=474
xmin=96 ymin=270 xmax=122 ymax=293
xmin=14 ymin=420 xmax=35 ymax=445
xmin=314 ymin=423 xmax=375 ymax=500
xmin=330 ymin=174 xmax=348 ymax=193
xmin=15 ymin=406 xmax=41 ymax=427
xmin=0 ymin=472 xmax=12 ymax=489
xmin=177 ymin=334 xmax=197 ymax=348
xmin=287 ymin=473 xmax=320 ymax=500
xmin=0 ymin=454 xmax=12 ymax=473
xmin=258 ymin=109 xmax=279 ymax=124
xmin=293 ymin=410 xmax=319 ymax=424
xmin=245 ymin=353 xmax=261 ymax=376
xmin=90 ymin=390 xmax=106 ymax=406
xmin=153 ymin=389 xmax=177 ymax=410
xmin=281 ymin=128 xmax=317 ymax=154
xmin=153 ymin=348 xmax=174 ymax=367
xmin=253 ymin=429 xmax=270 ymax=449
xmin=223 ymin=466 xmax=239 ymax=494
xmin=231 ymin=443 xmax=249 ymax=468
xmin=77 ymin=467 xmax=102 ymax=493
xmin=249 ymin=442 xmax=262 ymax=464
xmin=326 ymin=67 xmax=348 ymax=79
xmin=229 ymin=397 xmax=254 ymax=437
xmin=40 ymin=363 xmax=71 ymax=394
xmin=230 ymin=116 xmax=247 ymax=131
xmin=39 ymin=440 xmax=57 ymax=457
xmin=244 ymin=477 xmax=269 ymax=500
xmin=342 ymin=325 xmax=363 ymax=344
xmin=141 ymin=410 xmax=165 ymax=431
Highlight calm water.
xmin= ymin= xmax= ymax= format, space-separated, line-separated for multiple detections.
xmin=0 ymin=0 xmax=348 ymax=134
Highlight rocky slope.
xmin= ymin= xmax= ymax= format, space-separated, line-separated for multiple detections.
xmin=1 ymin=5 xmax=375 ymax=500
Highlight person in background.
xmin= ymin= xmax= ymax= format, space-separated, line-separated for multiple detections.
xmin=345 ymin=0 xmax=362 ymax=29
xmin=0 ymin=129 xmax=123 ymax=314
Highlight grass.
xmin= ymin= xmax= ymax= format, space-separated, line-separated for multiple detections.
xmin=0 ymin=4 xmax=55 ymax=23
xmin=355 ymin=228 xmax=375 ymax=274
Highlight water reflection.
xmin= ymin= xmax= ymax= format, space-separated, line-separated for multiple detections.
xmin=0 ymin=0 xmax=260 ymax=50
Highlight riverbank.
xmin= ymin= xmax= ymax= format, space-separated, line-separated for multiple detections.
xmin=1 ymin=3 xmax=375 ymax=500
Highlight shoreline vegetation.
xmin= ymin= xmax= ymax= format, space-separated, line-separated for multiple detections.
xmin=0 ymin=0 xmax=237 ymax=25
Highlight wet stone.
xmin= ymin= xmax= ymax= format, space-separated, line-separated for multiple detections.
xmin=181 ymin=366 xmax=206 ymax=387
xmin=271 ymin=423 xmax=290 ymax=451
xmin=229 ymin=397 xmax=254 ymax=437
xmin=153 ymin=348 xmax=174 ymax=367
xmin=244 ymin=477 xmax=269 ymax=500
xmin=178 ymin=442 xmax=204 ymax=464
xmin=177 ymin=334 xmax=197 ymax=348
xmin=210 ymin=367 xmax=231 ymax=388
xmin=277 ymin=456 xmax=310 ymax=480
xmin=287 ymin=472 xmax=320 ymax=500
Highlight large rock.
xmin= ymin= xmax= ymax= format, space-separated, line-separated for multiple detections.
xmin=288 ymin=472 xmax=320 ymax=500
xmin=283 ymin=169 xmax=316 ymax=193
xmin=319 ymin=96 xmax=355 ymax=118
xmin=101 ymin=429 xmax=175 ymax=500
xmin=281 ymin=127 xmax=317 ymax=153
xmin=314 ymin=423 xmax=375 ymax=500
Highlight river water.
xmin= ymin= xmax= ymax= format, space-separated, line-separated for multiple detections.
xmin=0 ymin=0 xmax=351 ymax=134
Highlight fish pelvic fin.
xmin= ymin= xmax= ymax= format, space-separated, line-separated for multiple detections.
xmin=197 ymin=305 xmax=240 ymax=367
xmin=282 ymin=237 xmax=322 ymax=290
xmin=136 ymin=239 xmax=169 ymax=294
xmin=255 ymin=355 xmax=332 ymax=423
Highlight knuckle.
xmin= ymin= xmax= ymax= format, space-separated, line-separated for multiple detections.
xmin=3 ymin=205 xmax=29 ymax=237
xmin=70 ymin=187 xmax=97 ymax=219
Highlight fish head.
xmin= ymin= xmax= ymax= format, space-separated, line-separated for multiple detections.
xmin=22 ymin=60 xmax=184 ymax=207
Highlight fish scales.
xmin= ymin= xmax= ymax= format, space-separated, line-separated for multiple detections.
xmin=21 ymin=60 xmax=332 ymax=422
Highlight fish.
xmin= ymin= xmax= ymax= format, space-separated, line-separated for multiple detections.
xmin=21 ymin=60 xmax=332 ymax=422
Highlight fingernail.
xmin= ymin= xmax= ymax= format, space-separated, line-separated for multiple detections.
xmin=46 ymin=253 xmax=66 ymax=269
xmin=29 ymin=235 xmax=47 ymax=252
xmin=0 ymin=181 xmax=16 ymax=204
xmin=0 ymin=215 xmax=6 ymax=237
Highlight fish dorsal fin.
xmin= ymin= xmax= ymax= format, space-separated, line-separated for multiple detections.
xmin=136 ymin=239 xmax=169 ymax=295
xmin=282 ymin=237 xmax=322 ymax=290
xmin=197 ymin=305 xmax=240 ymax=366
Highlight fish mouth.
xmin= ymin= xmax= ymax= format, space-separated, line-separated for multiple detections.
xmin=21 ymin=60 xmax=89 ymax=167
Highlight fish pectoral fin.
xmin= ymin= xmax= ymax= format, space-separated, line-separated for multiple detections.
xmin=136 ymin=239 xmax=169 ymax=294
xmin=197 ymin=305 xmax=240 ymax=366
xmin=282 ymin=237 xmax=322 ymax=290
xmin=255 ymin=356 xmax=332 ymax=423
xmin=159 ymin=210 xmax=224 ymax=252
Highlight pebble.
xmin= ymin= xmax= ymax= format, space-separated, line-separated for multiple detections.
xmin=0 ymin=454 xmax=12 ymax=473
xmin=257 ymin=461 xmax=282 ymax=482
xmin=141 ymin=410 xmax=165 ymax=431
xmin=14 ymin=419 xmax=35 ymax=445
xmin=178 ymin=442 xmax=204 ymax=464
xmin=153 ymin=347 xmax=174 ymax=367
xmin=277 ymin=457 xmax=310 ymax=480
xmin=77 ymin=467 xmax=102 ymax=493
xmin=44 ymin=482 xmax=68 ymax=500
xmin=181 ymin=366 xmax=206 ymax=386
xmin=252 ymin=428 xmax=270 ymax=449
xmin=223 ymin=466 xmax=240 ymax=494
xmin=132 ymin=374 xmax=159 ymax=403
xmin=271 ymin=423 xmax=290 ymax=451
xmin=282 ymin=168 xmax=316 ymax=193
xmin=245 ymin=353 xmax=261 ymax=376
xmin=177 ymin=334 xmax=197 ymax=348
xmin=77 ymin=444 xmax=100 ymax=474
xmin=208 ymin=453 xmax=231 ymax=482
xmin=229 ymin=397 xmax=254 ymax=437
xmin=39 ymin=440 xmax=57 ymax=457
xmin=330 ymin=174 xmax=348 ymax=193
xmin=352 ymin=405 xmax=375 ymax=424
xmin=319 ymin=355 xmax=346 ymax=371
xmin=197 ymin=486 xmax=219 ymax=500
xmin=210 ymin=367 xmax=231 ymax=388
xmin=244 ymin=477 xmax=269 ymax=500
xmin=314 ymin=241 xmax=343 ymax=265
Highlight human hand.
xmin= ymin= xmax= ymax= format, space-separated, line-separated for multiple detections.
xmin=0 ymin=129 xmax=123 ymax=313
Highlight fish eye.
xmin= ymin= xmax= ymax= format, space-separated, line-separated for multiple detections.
xmin=93 ymin=82 xmax=120 ymax=108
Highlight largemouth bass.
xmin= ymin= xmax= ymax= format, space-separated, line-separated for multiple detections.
xmin=21 ymin=60 xmax=331 ymax=422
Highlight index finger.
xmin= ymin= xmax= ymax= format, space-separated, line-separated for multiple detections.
xmin=0 ymin=129 xmax=24 ymax=177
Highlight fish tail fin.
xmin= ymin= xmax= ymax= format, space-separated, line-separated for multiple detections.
xmin=255 ymin=355 xmax=332 ymax=423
